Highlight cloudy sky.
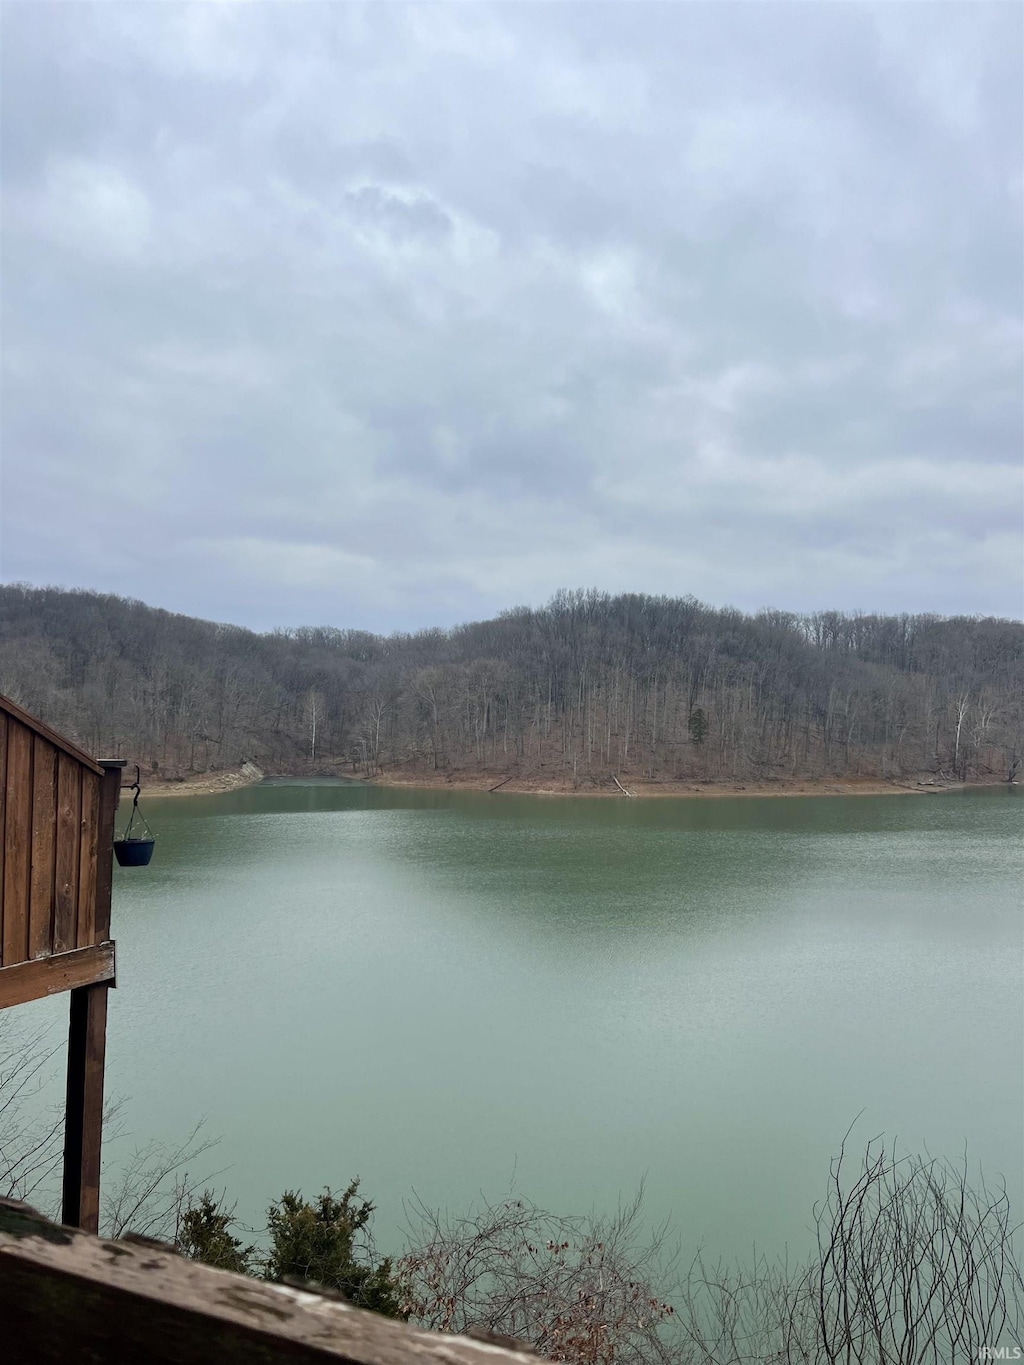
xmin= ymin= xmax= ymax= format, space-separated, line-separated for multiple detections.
xmin=1 ymin=2 xmax=1021 ymax=632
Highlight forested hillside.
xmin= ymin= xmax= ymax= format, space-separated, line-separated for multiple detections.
xmin=1 ymin=584 xmax=1021 ymax=787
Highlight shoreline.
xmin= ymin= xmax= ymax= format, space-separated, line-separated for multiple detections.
xmin=366 ymin=770 xmax=977 ymax=799
xmin=138 ymin=763 xmax=1007 ymax=802
xmin=140 ymin=761 xmax=265 ymax=799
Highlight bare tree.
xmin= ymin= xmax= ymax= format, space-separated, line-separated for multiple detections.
xmin=4 ymin=584 xmax=1023 ymax=790
xmin=952 ymin=692 xmax=971 ymax=779
xmin=306 ymin=688 xmax=326 ymax=763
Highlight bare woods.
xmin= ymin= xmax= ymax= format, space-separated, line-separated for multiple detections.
xmin=1 ymin=585 xmax=1020 ymax=788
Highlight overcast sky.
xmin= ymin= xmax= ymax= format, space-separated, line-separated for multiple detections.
xmin=2 ymin=2 xmax=1021 ymax=633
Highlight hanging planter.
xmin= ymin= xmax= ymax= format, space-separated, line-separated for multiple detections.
xmin=113 ymin=766 xmax=156 ymax=867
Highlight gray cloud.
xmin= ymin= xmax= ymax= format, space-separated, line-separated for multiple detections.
xmin=1 ymin=1 xmax=1021 ymax=631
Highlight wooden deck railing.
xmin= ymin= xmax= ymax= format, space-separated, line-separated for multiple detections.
xmin=0 ymin=1198 xmax=540 ymax=1365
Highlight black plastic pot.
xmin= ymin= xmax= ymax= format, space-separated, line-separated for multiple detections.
xmin=113 ymin=837 xmax=156 ymax=867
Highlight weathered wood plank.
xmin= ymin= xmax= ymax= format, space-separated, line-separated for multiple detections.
xmin=29 ymin=736 xmax=58 ymax=959
xmin=0 ymin=941 xmax=115 ymax=1010
xmin=76 ymin=774 xmax=100 ymax=947
xmin=0 ymin=944 xmax=115 ymax=1010
xmin=2 ymin=720 xmax=33 ymax=967
xmin=53 ymin=753 xmax=81 ymax=953
xmin=0 ymin=1199 xmax=542 ymax=1365
xmin=0 ymin=713 xmax=7 ymax=965
xmin=63 ymin=983 xmax=109 ymax=1232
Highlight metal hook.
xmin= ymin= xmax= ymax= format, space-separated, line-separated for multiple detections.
xmin=120 ymin=765 xmax=148 ymax=840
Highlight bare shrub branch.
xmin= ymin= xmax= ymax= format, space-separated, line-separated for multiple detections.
xmin=678 ymin=1138 xmax=1024 ymax=1365
xmin=0 ymin=1016 xmax=64 ymax=1210
xmin=399 ymin=1184 xmax=677 ymax=1365
xmin=102 ymin=1120 xmax=222 ymax=1241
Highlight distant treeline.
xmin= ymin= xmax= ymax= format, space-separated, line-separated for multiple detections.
xmin=1 ymin=583 xmax=1021 ymax=786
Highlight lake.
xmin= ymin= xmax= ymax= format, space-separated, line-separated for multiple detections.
xmin=96 ymin=780 xmax=1022 ymax=1259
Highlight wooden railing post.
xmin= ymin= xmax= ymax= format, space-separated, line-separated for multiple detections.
xmin=61 ymin=760 xmax=124 ymax=1232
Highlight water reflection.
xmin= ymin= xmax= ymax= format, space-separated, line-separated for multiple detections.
xmin=108 ymin=781 xmax=1023 ymax=1259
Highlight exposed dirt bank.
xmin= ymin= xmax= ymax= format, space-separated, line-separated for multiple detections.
xmin=142 ymin=761 xmax=265 ymax=798
xmin=367 ymin=769 xmax=1003 ymax=799
xmin=137 ymin=763 xmax=1012 ymax=801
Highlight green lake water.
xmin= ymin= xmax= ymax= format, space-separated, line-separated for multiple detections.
xmin=95 ymin=781 xmax=1023 ymax=1256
